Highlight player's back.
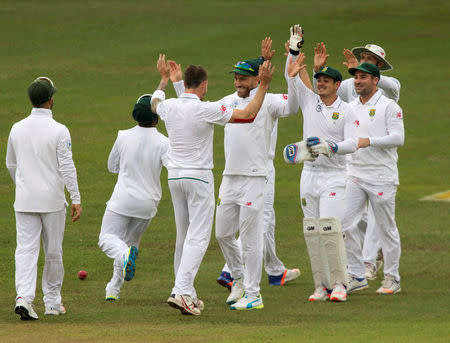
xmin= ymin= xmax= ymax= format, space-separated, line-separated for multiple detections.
xmin=9 ymin=109 xmax=68 ymax=211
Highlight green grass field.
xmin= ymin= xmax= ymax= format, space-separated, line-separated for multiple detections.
xmin=1 ymin=0 xmax=449 ymax=342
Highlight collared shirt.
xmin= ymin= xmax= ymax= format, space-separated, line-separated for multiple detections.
xmin=219 ymin=88 xmax=295 ymax=177
xmin=338 ymin=75 xmax=401 ymax=103
xmin=155 ymin=92 xmax=232 ymax=170
xmin=6 ymin=108 xmax=80 ymax=212
xmin=287 ymin=76 xmax=358 ymax=170
xmin=106 ymin=126 xmax=169 ymax=219
xmin=347 ymin=90 xmax=405 ymax=185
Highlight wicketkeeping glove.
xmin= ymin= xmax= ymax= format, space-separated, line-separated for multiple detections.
xmin=289 ymin=24 xmax=304 ymax=55
xmin=283 ymin=141 xmax=316 ymax=164
xmin=306 ymin=136 xmax=338 ymax=158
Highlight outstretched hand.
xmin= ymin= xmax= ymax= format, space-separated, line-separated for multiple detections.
xmin=314 ymin=42 xmax=329 ymax=72
xmin=343 ymin=49 xmax=358 ymax=69
xmin=287 ymin=52 xmax=307 ymax=77
xmin=261 ymin=37 xmax=276 ymax=61
xmin=157 ymin=54 xmax=170 ymax=80
xmin=168 ymin=60 xmax=182 ymax=82
xmin=258 ymin=60 xmax=275 ymax=86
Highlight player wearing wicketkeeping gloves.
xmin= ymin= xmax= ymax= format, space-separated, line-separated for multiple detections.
xmin=97 ymin=94 xmax=169 ymax=301
xmin=284 ymin=28 xmax=360 ymax=302
xmin=314 ymin=42 xmax=402 ymax=280
xmin=6 ymin=77 xmax=82 ymax=320
xmin=151 ymin=54 xmax=274 ymax=315
xmin=341 ymin=63 xmax=404 ymax=295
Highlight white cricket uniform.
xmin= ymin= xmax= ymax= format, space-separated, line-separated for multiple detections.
xmin=343 ymin=90 xmax=404 ymax=280
xmin=154 ymin=90 xmax=232 ymax=299
xmin=98 ymin=126 xmax=169 ymax=296
xmin=287 ymin=74 xmax=358 ymax=219
xmin=6 ymin=108 xmax=80 ymax=308
xmin=337 ymin=74 xmax=401 ymax=267
xmin=215 ymin=88 xmax=295 ymax=296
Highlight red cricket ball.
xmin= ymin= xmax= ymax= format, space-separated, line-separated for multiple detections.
xmin=78 ymin=270 xmax=87 ymax=280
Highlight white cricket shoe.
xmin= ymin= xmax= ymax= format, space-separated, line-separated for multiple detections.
xmin=45 ymin=304 xmax=66 ymax=316
xmin=308 ymin=285 xmax=329 ymax=302
xmin=376 ymin=275 xmax=401 ymax=295
xmin=167 ymin=294 xmax=201 ymax=316
xmin=193 ymin=298 xmax=204 ymax=311
xmin=105 ymin=293 xmax=120 ymax=301
xmin=330 ymin=282 xmax=347 ymax=302
xmin=365 ymin=262 xmax=377 ymax=280
xmin=230 ymin=293 xmax=264 ymax=310
xmin=347 ymin=275 xmax=369 ymax=293
xmin=15 ymin=297 xmax=38 ymax=320
xmin=226 ymin=278 xmax=245 ymax=305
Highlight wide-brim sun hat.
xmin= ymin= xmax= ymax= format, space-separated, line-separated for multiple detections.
xmin=351 ymin=44 xmax=393 ymax=71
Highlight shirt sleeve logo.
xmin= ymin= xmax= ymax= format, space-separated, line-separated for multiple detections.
xmin=354 ymin=120 xmax=360 ymax=127
xmin=282 ymin=94 xmax=288 ymax=100
xmin=67 ymin=141 xmax=72 ymax=150
xmin=221 ymin=105 xmax=227 ymax=112
xmin=396 ymin=112 xmax=403 ymax=119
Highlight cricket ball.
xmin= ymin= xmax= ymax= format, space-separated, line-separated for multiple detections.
xmin=78 ymin=270 xmax=87 ymax=280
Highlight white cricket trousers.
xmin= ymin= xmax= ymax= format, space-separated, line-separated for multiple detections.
xmin=221 ymin=162 xmax=286 ymax=276
xmin=362 ymin=205 xmax=381 ymax=266
xmin=300 ymin=167 xmax=346 ymax=289
xmin=15 ymin=209 xmax=66 ymax=308
xmin=215 ymin=175 xmax=265 ymax=296
xmin=342 ymin=176 xmax=401 ymax=280
xmin=168 ymin=169 xmax=215 ymax=299
xmin=98 ymin=208 xmax=153 ymax=295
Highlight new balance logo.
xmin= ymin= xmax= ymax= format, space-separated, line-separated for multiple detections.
xmin=306 ymin=226 xmax=315 ymax=231
xmin=322 ymin=226 xmax=332 ymax=231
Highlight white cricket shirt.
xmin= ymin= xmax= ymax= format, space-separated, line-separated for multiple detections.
xmin=347 ymin=90 xmax=405 ymax=185
xmin=155 ymin=92 xmax=232 ymax=170
xmin=287 ymin=76 xmax=358 ymax=170
xmin=219 ymin=88 xmax=295 ymax=177
xmin=6 ymin=108 xmax=80 ymax=212
xmin=106 ymin=126 xmax=169 ymax=219
xmin=337 ymin=75 xmax=401 ymax=103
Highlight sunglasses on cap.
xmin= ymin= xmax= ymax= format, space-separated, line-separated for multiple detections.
xmin=34 ymin=76 xmax=55 ymax=88
xmin=233 ymin=61 xmax=255 ymax=73
xmin=136 ymin=93 xmax=152 ymax=103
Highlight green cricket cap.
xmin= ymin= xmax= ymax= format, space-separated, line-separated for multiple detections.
xmin=28 ymin=78 xmax=57 ymax=106
xmin=314 ymin=66 xmax=343 ymax=82
xmin=348 ymin=62 xmax=380 ymax=78
xmin=132 ymin=94 xmax=158 ymax=125
xmin=230 ymin=57 xmax=264 ymax=77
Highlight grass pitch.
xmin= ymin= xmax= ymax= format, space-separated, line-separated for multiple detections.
xmin=0 ymin=1 xmax=449 ymax=342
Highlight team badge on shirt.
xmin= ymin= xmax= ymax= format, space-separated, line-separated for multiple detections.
xmin=332 ymin=112 xmax=339 ymax=120
xmin=369 ymin=109 xmax=376 ymax=117
xmin=301 ymin=198 xmax=307 ymax=207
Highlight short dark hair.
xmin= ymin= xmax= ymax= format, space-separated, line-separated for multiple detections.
xmin=184 ymin=65 xmax=207 ymax=89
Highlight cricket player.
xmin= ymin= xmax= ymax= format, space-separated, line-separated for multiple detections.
xmin=284 ymin=28 xmax=360 ymax=301
xmin=6 ymin=77 xmax=82 ymax=320
xmin=151 ymin=54 xmax=274 ymax=315
xmin=97 ymin=94 xmax=169 ymax=301
xmin=314 ymin=42 xmax=401 ymax=280
xmin=341 ymin=63 xmax=404 ymax=295
xmin=215 ymin=38 xmax=300 ymax=293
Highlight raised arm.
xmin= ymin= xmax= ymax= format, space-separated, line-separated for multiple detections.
xmin=151 ymin=54 xmax=170 ymax=113
xmin=229 ymin=61 xmax=274 ymax=123
xmin=168 ymin=60 xmax=185 ymax=97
